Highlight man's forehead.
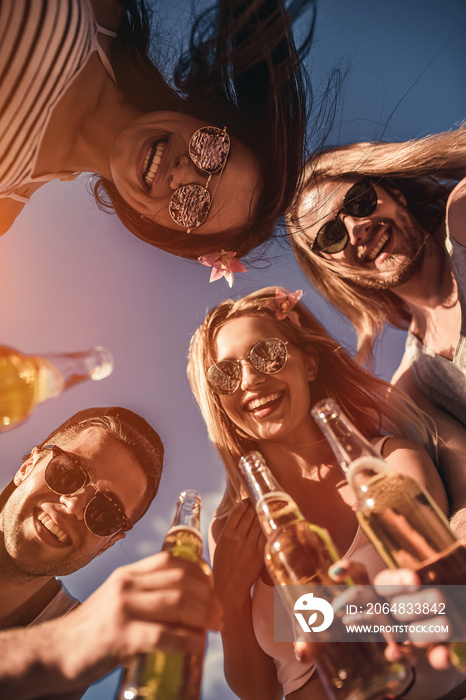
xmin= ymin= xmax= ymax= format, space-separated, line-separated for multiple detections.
xmin=56 ymin=426 xmax=118 ymax=458
xmin=297 ymin=177 xmax=356 ymax=229
xmin=55 ymin=426 xmax=147 ymax=513
xmin=303 ymin=177 xmax=357 ymax=211
xmin=53 ymin=427 xmax=139 ymax=480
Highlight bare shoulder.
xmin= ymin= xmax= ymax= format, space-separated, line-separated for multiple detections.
xmin=446 ymin=177 xmax=466 ymax=247
xmin=0 ymin=197 xmax=26 ymax=235
xmin=88 ymin=0 xmax=125 ymax=31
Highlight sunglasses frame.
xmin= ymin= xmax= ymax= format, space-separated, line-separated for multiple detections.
xmin=168 ymin=125 xmax=230 ymax=234
xmin=43 ymin=444 xmax=132 ymax=538
xmin=311 ymin=178 xmax=378 ymax=254
xmin=206 ymin=337 xmax=289 ymax=396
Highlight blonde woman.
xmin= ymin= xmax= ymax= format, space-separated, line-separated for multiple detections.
xmin=187 ymin=286 xmax=464 ymax=700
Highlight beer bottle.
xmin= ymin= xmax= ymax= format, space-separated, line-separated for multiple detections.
xmin=239 ymin=451 xmax=411 ymax=700
xmin=117 ymin=490 xmax=209 ymax=700
xmin=312 ymin=398 xmax=466 ymax=668
xmin=0 ymin=345 xmax=114 ymax=431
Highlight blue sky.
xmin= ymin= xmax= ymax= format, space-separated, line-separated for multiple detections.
xmin=1 ymin=0 xmax=465 ymax=698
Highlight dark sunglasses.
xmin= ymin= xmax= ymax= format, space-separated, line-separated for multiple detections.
xmin=311 ymin=178 xmax=378 ymax=254
xmin=168 ymin=125 xmax=230 ymax=233
xmin=206 ymin=338 xmax=288 ymax=396
xmin=43 ymin=444 xmax=132 ymax=538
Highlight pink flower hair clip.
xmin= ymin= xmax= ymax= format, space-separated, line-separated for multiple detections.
xmin=198 ymin=250 xmax=247 ymax=288
xmin=266 ymin=289 xmax=303 ymax=327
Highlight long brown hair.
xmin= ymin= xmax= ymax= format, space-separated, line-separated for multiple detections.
xmin=287 ymin=126 xmax=466 ymax=362
xmin=187 ymin=286 xmax=430 ymax=515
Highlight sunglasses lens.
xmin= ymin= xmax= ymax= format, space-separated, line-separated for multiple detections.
xmin=344 ymin=179 xmax=377 ymax=217
xmin=207 ymin=361 xmax=241 ymax=395
xmin=45 ymin=456 xmax=86 ymax=495
xmin=169 ymin=184 xmax=211 ymax=230
xmin=189 ymin=127 xmax=230 ymax=174
xmin=85 ymin=492 xmax=124 ymax=537
xmin=250 ymin=338 xmax=287 ymax=374
xmin=313 ymin=219 xmax=348 ymax=254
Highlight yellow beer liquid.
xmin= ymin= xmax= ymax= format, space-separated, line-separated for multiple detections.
xmin=258 ymin=495 xmax=410 ymax=700
xmin=117 ymin=527 xmax=207 ymax=700
xmin=352 ymin=466 xmax=458 ymax=572
xmin=351 ymin=462 xmax=466 ymax=671
xmin=0 ymin=348 xmax=63 ymax=431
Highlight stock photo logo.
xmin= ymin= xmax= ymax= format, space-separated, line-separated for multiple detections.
xmin=293 ymin=592 xmax=335 ymax=633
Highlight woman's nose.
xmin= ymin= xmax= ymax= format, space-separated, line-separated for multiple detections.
xmin=240 ymin=360 xmax=266 ymax=390
xmin=170 ymin=156 xmax=203 ymax=190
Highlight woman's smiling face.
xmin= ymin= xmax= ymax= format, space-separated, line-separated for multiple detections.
xmin=213 ymin=315 xmax=317 ymax=445
xmin=110 ymin=111 xmax=262 ymax=235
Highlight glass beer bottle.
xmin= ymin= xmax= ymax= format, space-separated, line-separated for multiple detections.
xmin=117 ymin=490 xmax=209 ymax=700
xmin=239 ymin=451 xmax=411 ymax=700
xmin=0 ymin=345 xmax=114 ymax=431
xmin=312 ymin=398 xmax=466 ymax=668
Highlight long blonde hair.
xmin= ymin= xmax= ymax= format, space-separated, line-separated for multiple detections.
xmin=187 ymin=287 xmax=430 ymax=515
xmin=287 ymin=125 xmax=466 ymax=363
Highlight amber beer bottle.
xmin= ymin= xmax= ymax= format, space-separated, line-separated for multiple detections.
xmin=0 ymin=345 xmax=114 ymax=431
xmin=312 ymin=398 xmax=466 ymax=668
xmin=117 ymin=490 xmax=209 ymax=700
xmin=239 ymin=451 xmax=411 ymax=700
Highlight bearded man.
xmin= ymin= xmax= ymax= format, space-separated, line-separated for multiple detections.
xmin=287 ymin=126 xmax=466 ymax=533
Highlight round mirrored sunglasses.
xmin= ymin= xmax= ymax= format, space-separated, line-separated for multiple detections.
xmin=169 ymin=125 xmax=230 ymax=233
xmin=206 ymin=338 xmax=288 ymax=395
xmin=43 ymin=445 xmax=132 ymax=537
xmin=311 ymin=178 xmax=378 ymax=254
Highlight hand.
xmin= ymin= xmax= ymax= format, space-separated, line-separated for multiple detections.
xmin=294 ymin=559 xmax=414 ymax=666
xmin=374 ymin=568 xmax=455 ymax=670
xmin=54 ymin=551 xmax=222 ymax=685
xmin=211 ymin=500 xmax=266 ymax=602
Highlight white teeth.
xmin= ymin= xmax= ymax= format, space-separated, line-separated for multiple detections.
xmin=247 ymin=392 xmax=282 ymax=411
xmin=38 ymin=512 xmax=69 ymax=544
xmin=143 ymin=141 xmax=166 ymax=187
xmin=367 ymin=231 xmax=390 ymax=261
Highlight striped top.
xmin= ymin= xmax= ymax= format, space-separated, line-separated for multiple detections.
xmin=0 ymin=0 xmax=114 ymax=201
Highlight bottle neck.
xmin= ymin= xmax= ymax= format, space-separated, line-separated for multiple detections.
xmin=239 ymin=451 xmax=305 ymax=538
xmin=311 ymin=398 xmax=382 ymax=474
xmin=39 ymin=347 xmax=114 ymax=395
xmin=162 ymin=490 xmax=206 ymax=566
xmin=239 ymin=451 xmax=284 ymax=505
xmin=170 ymin=490 xmax=202 ymax=531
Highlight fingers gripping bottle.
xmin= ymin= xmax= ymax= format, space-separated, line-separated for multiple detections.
xmin=117 ymin=490 xmax=210 ymax=700
xmin=239 ymin=451 xmax=411 ymax=700
xmin=0 ymin=345 xmax=114 ymax=431
xmin=312 ymin=398 xmax=466 ymax=669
